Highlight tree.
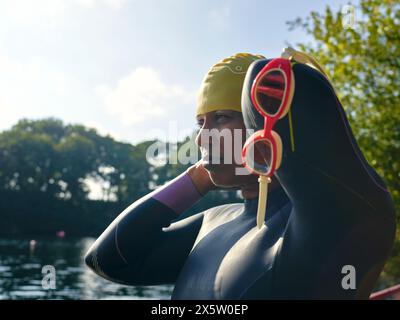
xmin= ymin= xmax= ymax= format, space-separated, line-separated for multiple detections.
xmin=288 ymin=0 xmax=400 ymax=285
xmin=0 ymin=118 xmax=154 ymax=235
xmin=0 ymin=118 xmax=241 ymax=236
xmin=0 ymin=118 xmax=150 ymax=203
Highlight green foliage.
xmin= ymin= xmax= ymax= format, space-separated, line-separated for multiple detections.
xmin=0 ymin=118 xmax=146 ymax=203
xmin=0 ymin=118 xmax=153 ymax=235
xmin=288 ymin=0 xmax=400 ymax=285
xmin=0 ymin=118 xmax=239 ymax=237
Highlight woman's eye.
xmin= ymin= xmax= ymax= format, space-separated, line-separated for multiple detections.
xmin=215 ymin=114 xmax=230 ymax=123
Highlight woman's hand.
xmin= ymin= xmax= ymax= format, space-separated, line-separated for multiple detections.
xmin=186 ymin=160 xmax=218 ymax=196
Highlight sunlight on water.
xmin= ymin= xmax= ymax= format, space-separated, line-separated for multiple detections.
xmin=0 ymin=238 xmax=173 ymax=300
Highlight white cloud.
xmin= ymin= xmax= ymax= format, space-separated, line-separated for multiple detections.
xmin=96 ymin=67 xmax=194 ymax=126
xmin=0 ymin=54 xmax=73 ymax=131
xmin=0 ymin=55 xmax=196 ymax=144
xmin=1 ymin=0 xmax=67 ymax=25
xmin=0 ymin=0 xmax=127 ymax=28
xmin=83 ymin=121 xmax=122 ymax=141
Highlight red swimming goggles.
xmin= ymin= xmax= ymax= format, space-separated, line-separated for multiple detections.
xmin=242 ymin=47 xmax=329 ymax=228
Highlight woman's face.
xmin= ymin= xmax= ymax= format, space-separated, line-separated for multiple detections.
xmin=195 ymin=110 xmax=258 ymax=188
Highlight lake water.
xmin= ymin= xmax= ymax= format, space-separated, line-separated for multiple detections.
xmin=0 ymin=238 xmax=173 ymax=300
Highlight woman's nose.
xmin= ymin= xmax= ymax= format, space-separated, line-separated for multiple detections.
xmin=195 ymin=130 xmax=201 ymax=147
xmin=196 ymin=126 xmax=207 ymax=148
xmin=195 ymin=118 xmax=211 ymax=148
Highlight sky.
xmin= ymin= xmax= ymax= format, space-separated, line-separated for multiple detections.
xmin=0 ymin=0 xmax=352 ymax=145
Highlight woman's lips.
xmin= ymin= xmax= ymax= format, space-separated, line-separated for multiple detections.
xmin=203 ymin=161 xmax=221 ymax=171
xmin=202 ymin=155 xmax=227 ymax=172
xmin=202 ymin=153 xmax=244 ymax=172
xmin=202 ymin=154 xmax=224 ymax=164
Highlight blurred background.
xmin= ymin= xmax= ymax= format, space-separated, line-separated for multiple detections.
xmin=0 ymin=0 xmax=398 ymax=299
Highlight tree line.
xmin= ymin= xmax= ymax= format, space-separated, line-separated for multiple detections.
xmin=0 ymin=118 xmax=240 ymax=237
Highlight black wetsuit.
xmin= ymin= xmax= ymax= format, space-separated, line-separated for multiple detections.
xmin=85 ymin=59 xmax=396 ymax=299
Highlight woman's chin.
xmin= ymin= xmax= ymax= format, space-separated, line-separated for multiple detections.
xmin=206 ymin=166 xmax=240 ymax=188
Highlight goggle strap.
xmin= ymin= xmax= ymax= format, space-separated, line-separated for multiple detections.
xmin=282 ymin=47 xmax=331 ymax=82
xmin=257 ymin=175 xmax=271 ymax=229
xmin=288 ymin=107 xmax=295 ymax=152
xmin=296 ymin=52 xmax=328 ymax=78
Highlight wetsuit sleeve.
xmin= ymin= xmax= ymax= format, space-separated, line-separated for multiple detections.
xmin=84 ymin=171 xmax=205 ymax=285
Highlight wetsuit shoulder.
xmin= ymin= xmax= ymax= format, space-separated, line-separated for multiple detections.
xmin=192 ymin=203 xmax=245 ymax=248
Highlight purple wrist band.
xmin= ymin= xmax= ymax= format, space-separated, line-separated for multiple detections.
xmin=152 ymin=171 xmax=202 ymax=214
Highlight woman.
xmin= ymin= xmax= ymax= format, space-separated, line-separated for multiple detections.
xmin=85 ymin=51 xmax=396 ymax=299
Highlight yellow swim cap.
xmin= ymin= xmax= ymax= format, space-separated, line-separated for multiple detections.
xmin=196 ymin=53 xmax=265 ymax=116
